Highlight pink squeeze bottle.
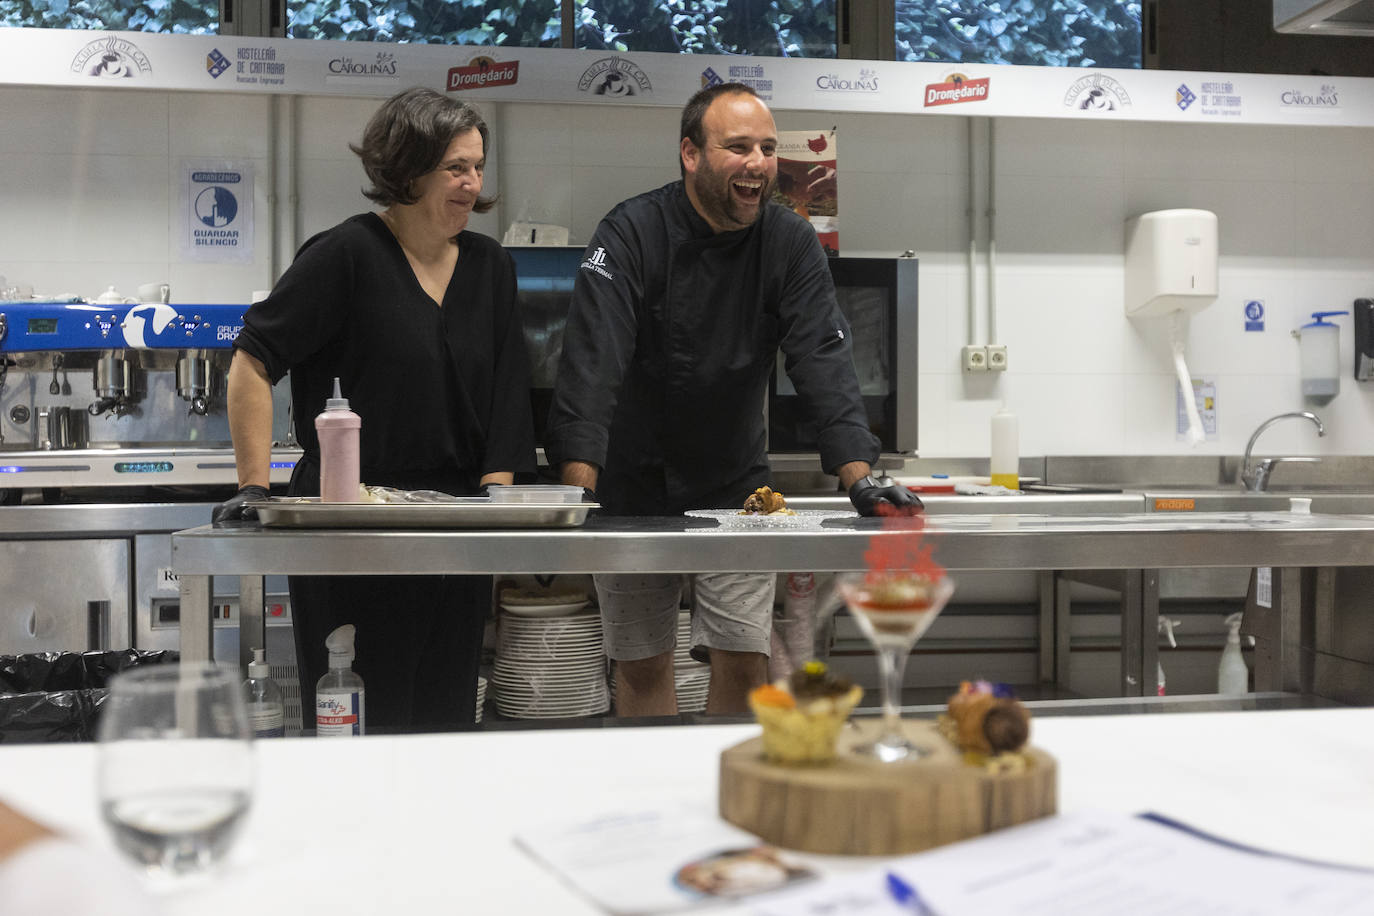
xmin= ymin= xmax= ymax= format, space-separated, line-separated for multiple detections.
xmin=315 ymin=377 xmax=361 ymax=502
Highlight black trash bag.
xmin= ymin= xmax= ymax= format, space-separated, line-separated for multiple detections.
xmin=0 ymin=649 xmax=179 ymax=744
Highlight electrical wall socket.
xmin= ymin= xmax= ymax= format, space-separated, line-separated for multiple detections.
xmin=961 ymin=345 xmax=988 ymax=372
xmin=987 ymin=344 xmax=1008 ymax=371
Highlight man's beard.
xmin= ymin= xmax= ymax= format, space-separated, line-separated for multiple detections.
xmin=691 ymin=156 xmax=772 ymax=231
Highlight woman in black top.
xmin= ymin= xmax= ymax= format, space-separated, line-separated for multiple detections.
xmin=214 ymin=87 xmax=536 ymax=731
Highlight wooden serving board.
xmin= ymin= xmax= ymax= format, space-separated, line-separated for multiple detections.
xmin=719 ymin=719 xmax=1056 ymax=856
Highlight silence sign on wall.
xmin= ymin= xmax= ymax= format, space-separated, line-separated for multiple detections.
xmin=181 ymin=161 xmax=254 ymax=263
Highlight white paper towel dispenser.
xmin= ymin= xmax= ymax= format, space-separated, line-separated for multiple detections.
xmin=1124 ymin=209 xmax=1218 ymax=317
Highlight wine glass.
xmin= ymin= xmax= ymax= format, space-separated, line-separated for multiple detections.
xmin=835 ymin=572 xmax=955 ymax=763
xmin=97 ymin=662 xmax=254 ymax=881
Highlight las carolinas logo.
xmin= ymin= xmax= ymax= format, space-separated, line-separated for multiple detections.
xmin=448 ymin=56 xmax=519 ymax=91
xmin=71 ymin=36 xmax=151 ymax=79
xmin=578 ymin=57 xmax=651 ymax=97
xmin=1063 ymin=73 xmax=1131 ymax=112
xmin=924 ymin=72 xmax=989 ymax=107
xmin=1281 ymin=83 xmax=1339 ymax=109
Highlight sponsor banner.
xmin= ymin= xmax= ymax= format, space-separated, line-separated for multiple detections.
xmin=924 ymin=72 xmax=990 ymax=108
xmin=701 ymin=62 xmax=773 ymax=101
xmin=181 ymin=161 xmax=254 ymax=264
xmin=773 ymin=130 xmax=838 ymax=256
xmin=447 ymin=55 xmax=519 ymax=91
xmin=1063 ymin=72 xmax=1131 ymax=112
xmin=578 ymin=56 xmax=652 ymax=97
xmin=3 ymin=29 xmax=1374 ymax=127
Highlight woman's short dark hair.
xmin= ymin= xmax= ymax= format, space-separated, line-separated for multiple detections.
xmin=350 ymin=87 xmax=497 ymax=212
xmin=679 ymin=83 xmax=760 ymax=177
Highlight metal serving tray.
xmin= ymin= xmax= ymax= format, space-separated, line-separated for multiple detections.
xmin=246 ymin=498 xmax=596 ymax=529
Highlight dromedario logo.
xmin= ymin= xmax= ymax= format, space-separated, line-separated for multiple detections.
xmin=447 ymin=55 xmax=520 ymax=92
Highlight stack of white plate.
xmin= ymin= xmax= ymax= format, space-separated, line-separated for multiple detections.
xmin=610 ymin=611 xmax=711 ymax=713
xmin=492 ymin=611 xmax=609 ymax=719
xmin=475 ymin=675 xmax=487 ymax=724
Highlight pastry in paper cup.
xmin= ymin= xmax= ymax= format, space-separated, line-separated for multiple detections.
xmin=748 ymin=661 xmax=863 ymax=765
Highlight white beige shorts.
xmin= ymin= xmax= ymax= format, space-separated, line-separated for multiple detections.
xmin=594 ymin=572 xmax=776 ymax=662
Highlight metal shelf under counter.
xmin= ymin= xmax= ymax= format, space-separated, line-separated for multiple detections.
xmin=173 ymin=510 xmax=1374 ymax=701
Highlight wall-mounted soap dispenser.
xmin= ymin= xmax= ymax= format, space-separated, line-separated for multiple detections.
xmin=1354 ymin=298 xmax=1374 ymax=382
xmin=1296 ymin=310 xmax=1348 ymax=402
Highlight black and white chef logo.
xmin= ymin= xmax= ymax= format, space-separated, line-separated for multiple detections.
xmin=71 ymin=36 xmax=151 ymax=79
xmin=1063 ymin=73 xmax=1130 ymax=112
xmin=577 ymin=57 xmax=651 ymax=97
xmin=1281 ymin=83 xmax=1339 ymax=109
xmin=581 ymin=247 xmax=614 ymax=280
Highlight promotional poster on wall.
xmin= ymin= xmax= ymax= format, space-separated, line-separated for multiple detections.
xmin=772 ymin=130 xmax=838 ymax=255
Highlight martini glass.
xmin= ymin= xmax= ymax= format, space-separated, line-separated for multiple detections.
xmin=836 ymin=572 xmax=955 ymax=762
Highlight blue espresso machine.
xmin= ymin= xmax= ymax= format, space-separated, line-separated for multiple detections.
xmin=0 ymin=299 xmax=297 ymax=492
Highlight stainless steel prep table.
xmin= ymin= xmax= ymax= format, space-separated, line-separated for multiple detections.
xmin=173 ymin=509 xmax=1374 ymax=698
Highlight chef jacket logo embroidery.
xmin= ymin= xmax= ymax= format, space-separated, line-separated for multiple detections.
xmin=1063 ymin=73 xmax=1131 ymax=112
xmin=578 ymin=57 xmax=652 ymax=97
xmin=71 ymin=36 xmax=152 ymax=79
xmin=581 ymin=247 xmax=614 ymax=281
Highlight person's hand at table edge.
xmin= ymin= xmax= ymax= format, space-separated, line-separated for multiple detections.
xmin=212 ymin=484 xmax=269 ymax=526
xmin=848 ymin=474 xmax=924 ymax=517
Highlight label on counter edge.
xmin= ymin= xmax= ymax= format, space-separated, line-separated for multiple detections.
xmin=1153 ymin=498 xmax=1196 ymax=511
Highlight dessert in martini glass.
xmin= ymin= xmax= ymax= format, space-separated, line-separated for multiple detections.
xmin=836 ymin=570 xmax=955 ymax=763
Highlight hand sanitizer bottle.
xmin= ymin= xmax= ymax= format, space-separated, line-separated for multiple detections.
xmin=1218 ymin=612 xmax=1249 ymax=695
xmin=990 ymin=405 xmax=1019 ymax=490
xmin=316 ymin=377 xmax=361 ymax=503
xmin=243 ymin=647 xmax=285 ymax=738
xmin=316 ymin=624 xmax=365 ymax=736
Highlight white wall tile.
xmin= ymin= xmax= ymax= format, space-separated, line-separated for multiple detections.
xmin=1122 ymin=122 xmax=1296 ymax=183
xmin=495 ymin=103 xmax=572 ymax=165
xmin=570 ymin=106 xmax=678 ymax=169
xmin=1293 ymin=182 xmax=1374 ymax=261
xmin=0 ymin=87 xmax=167 ymax=156
xmin=992 ymin=117 xmax=1123 ymax=179
xmin=995 ymin=176 xmax=1126 ymax=256
xmin=568 ymin=164 xmax=678 ymax=244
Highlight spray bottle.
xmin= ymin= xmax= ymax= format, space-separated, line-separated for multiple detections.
xmin=1156 ymin=616 xmax=1179 ymax=696
xmin=316 ymin=624 xmax=365 ymax=736
xmin=316 ymin=377 xmax=361 ymax=503
xmin=1218 ymin=611 xmax=1250 ymax=695
xmin=243 ymin=647 xmax=285 ymax=738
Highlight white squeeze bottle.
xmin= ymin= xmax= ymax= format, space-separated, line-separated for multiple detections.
xmin=243 ymin=648 xmax=285 ymax=738
xmin=316 ymin=377 xmax=361 ymax=503
xmin=990 ymin=405 xmax=1019 ymax=490
xmin=316 ymin=624 xmax=365 ymax=737
xmin=1218 ymin=612 xmax=1250 ymax=695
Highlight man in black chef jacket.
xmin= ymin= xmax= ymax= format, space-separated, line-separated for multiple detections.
xmin=545 ymin=83 xmax=920 ymax=716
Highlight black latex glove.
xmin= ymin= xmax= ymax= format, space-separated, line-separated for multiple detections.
xmin=848 ymin=474 xmax=923 ymax=517
xmin=212 ymin=484 xmax=269 ymax=526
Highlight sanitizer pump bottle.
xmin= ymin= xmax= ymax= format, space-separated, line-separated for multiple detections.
xmin=316 ymin=624 xmax=365 ymax=737
xmin=1218 ymin=612 xmax=1250 ymax=695
xmin=1156 ymin=616 xmax=1179 ymax=696
xmin=243 ymin=648 xmax=285 ymax=738
xmin=316 ymin=377 xmax=361 ymax=503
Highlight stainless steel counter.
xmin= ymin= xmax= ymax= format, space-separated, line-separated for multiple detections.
xmin=173 ymin=509 xmax=1374 ymax=699
xmin=0 ymin=502 xmax=215 ymax=537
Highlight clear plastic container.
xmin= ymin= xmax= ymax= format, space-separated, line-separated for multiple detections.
xmin=486 ymin=485 xmax=586 ymax=504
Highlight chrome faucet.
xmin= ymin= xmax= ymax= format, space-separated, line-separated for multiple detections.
xmin=1240 ymin=411 xmax=1325 ymax=491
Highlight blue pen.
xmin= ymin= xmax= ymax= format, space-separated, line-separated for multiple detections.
xmin=885 ymin=871 xmax=937 ymax=916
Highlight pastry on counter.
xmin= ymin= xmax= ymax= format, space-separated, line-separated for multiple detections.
xmin=748 ymin=661 xmax=863 ymax=764
xmin=741 ymin=486 xmax=795 ymax=516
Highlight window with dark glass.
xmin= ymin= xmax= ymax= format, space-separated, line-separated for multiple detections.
xmin=286 ymin=0 xmax=560 ymax=45
xmin=895 ymin=1 xmax=1142 ymax=68
xmin=0 ymin=0 xmax=218 ymax=32
xmin=574 ymin=0 xmax=835 ymax=56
